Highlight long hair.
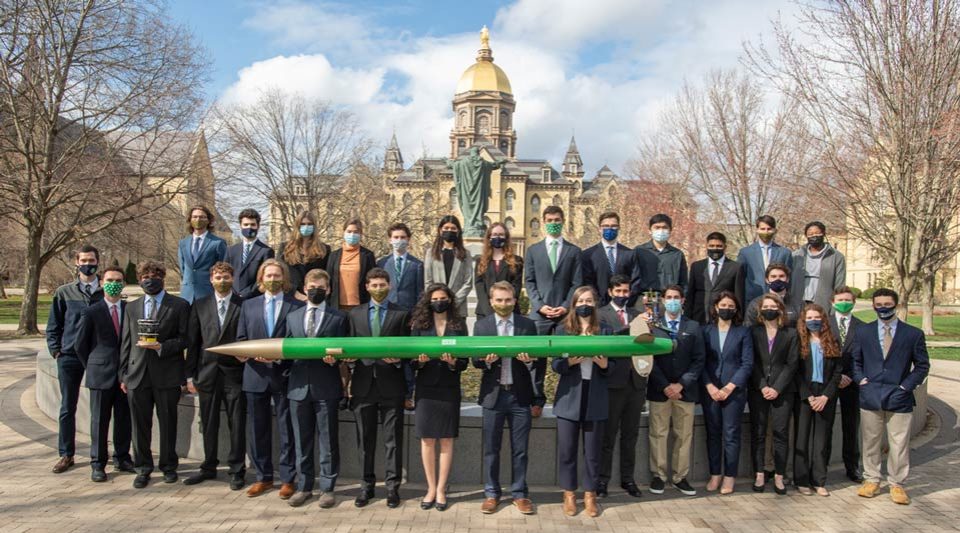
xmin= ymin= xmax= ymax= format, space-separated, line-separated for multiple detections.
xmin=410 ymin=283 xmax=463 ymax=331
xmin=283 ymin=211 xmax=327 ymax=264
xmin=256 ymin=259 xmax=292 ymax=293
xmin=430 ymin=215 xmax=467 ymax=261
xmin=561 ymin=285 xmax=601 ymax=335
xmin=709 ymin=290 xmax=743 ymax=326
xmin=797 ymin=303 xmax=841 ymax=359
xmin=754 ymin=293 xmax=787 ymax=327
xmin=476 ymin=222 xmax=519 ymax=276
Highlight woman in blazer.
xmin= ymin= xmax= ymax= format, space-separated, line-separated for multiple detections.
xmin=701 ymin=290 xmax=754 ymax=495
xmin=424 ymin=216 xmax=473 ymax=317
xmin=795 ymin=303 xmax=842 ymax=496
xmin=474 ymin=222 xmax=524 ymax=320
xmin=277 ymin=211 xmax=331 ymax=301
xmin=552 ymin=286 xmax=614 ymax=518
xmin=325 ymin=218 xmax=376 ymax=311
xmin=409 ymin=283 xmax=468 ymax=511
xmin=748 ymin=294 xmax=799 ymax=495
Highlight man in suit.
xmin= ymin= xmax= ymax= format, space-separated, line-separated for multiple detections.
xmin=377 ymin=223 xmax=424 ymax=311
xmin=646 ymin=285 xmax=705 ymax=497
xmin=791 ymin=221 xmax=846 ymax=310
xmin=225 ymin=208 xmax=275 ymax=300
xmin=636 ymin=213 xmax=688 ymax=293
xmin=737 ymin=215 xmax=793 ymax=304
xmin=596 ymin=275 xmax=647 ymax=498
xmin=685 ymin=232 xmax=745 ymax=324
xmin=238 ymin=259 xmax=304 ymax=499
xmin=74 ymin=264 xmax=132 ymax=482
xmin=285 ymin=269 xmax=348 ymax=508
xmin=119 ymin=260 xmax=190 ymax=489
xmin=46 ymin=244 xmax=104 ymax=474
xmin=852 ymin=288 xmax=929 ymax=505
xmin=345 ymin=268 xmax=410 ymax=509
xmin=828 ymin=286 xmax=865 ymax=483
xmin=581 ymin=211 xmax=654 ymax=308
xmin=179 ymin=205 xmax=228 ymax=304
xmin=183 ymin=262 xmax=246 ymax=489
xmin=474 ymin=281 xmax=539 ymax=515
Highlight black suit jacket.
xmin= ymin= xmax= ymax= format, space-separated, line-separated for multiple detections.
xmin=647 ymin=317 xmax=705 ymax=402
xmin=749 ymin=325 xmax=799 ymax=394
xmin=286 ymin=305 xmax=349 ymax=402
xmin=185 ymin=293 xmax=243 ymax=391
xmin=120 ymin=292 xmax=190 ymax=390
xmin=75 ymin=300 xmax=125 ymax=389
xmin=225 ymin=240 xmax=275 ymax=300
xmin=409 ymin=322 xmax=469 ymax=402
xmin=347 ymin=302 xmax=411 ymax=400
xmin=685 ymin=257 xmax=745 ymax=324
xmin=598 ymin=303 xmax=646 ymax=389
xmin=471 ymin=313 xmax=540 ymax=408
xmin=474 ymin=257 xmax=524 ymax=319
xmin=829 ymin=311 xmax=864 ymax=376
xmin=581 ymin=242 xmax=649 ymax=307
xmin=325 ymin=246 xmax=377 ymax=310
xmin=798 ymin=347 xmax=842 ymax=401
xmin=277 ymin=241 xmax=331 ymax=296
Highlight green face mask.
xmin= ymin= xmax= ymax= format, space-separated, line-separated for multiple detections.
xmin=212 ymin=280 xmax=233 ymax=294
xmin=492 ymin=303 xmax=514 ymax=317
xmin=545 ymin=222 xmax=563 ymax=236
xmin=369 ymin=287 xmax=389 ymax=302
xmin=262 ymin=279 xmax=284 ymax=293
xmin=102 ymin=280 xmax=124 ymax=297
xmin=833 ymin=301 xmax=854 ymax=314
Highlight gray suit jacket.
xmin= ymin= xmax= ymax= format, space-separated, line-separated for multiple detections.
xmin=523 ymin=238 xmax=582 ymax=324
xmin=424 ymin=248 xmax=474 ymax=317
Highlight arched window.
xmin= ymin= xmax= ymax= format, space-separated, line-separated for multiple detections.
xmin=504 ymin=217 xmax=515 ymax=230
xmin=459 ymin=110 xmax=469 ymax=128
xmin=500 ymin=110 xmax=510 ymax=129
xmin=530 ymin=218 xmax=540 ymax=238
xmin=477 ymin=113 xmax=491 ymax=135
xmin=530 ymin=194 xmax=541 ymax=216
xmin=402 ymin=192 xmax=413 ymax=209
xmin=483 ymin=216 xmax=492 ymax=229
xmin=583 ymin=207 xmax=594 ymax=229
xmin=552 ymin=194 xmax=562 ymax=207
xmin=449 ymin=187 xmax=458 ymax=210
xmin=505 ymin=188 xmax=515 ymax=211
xmin=423 ymin=192 xmax=434 ymax=208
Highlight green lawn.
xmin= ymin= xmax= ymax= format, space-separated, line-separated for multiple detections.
xmin=929 ymin=347 xmax=960 ymax=361
xmin=0 ymin=295 xmax=52 ymax=325
xmin=853 ymin=310 xmax=960 ymax=341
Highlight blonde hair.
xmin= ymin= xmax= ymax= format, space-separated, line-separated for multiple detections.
xmin=256 ymin=259 xmax=292 ymax=293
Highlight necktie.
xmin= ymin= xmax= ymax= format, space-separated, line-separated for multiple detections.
xmin=218 ymin=299 xmax=227 ymax=328
xmin=266 ymin=297 xmax=276 ymax=337
xmin=110 ymin=304 xmax=120 ymax=336
xmin=711 ymin=261 xmax=719 ymax=284
xmin=882 ymin=324 xmax=892 ymax=359
xmin=83 ymin=284 xmax=92 ymax=297
xmin=192 ymin=236 xmax=201 ymax=261
xmin=548 ymin=240 xmax=559 ymax=272
xmin=606 ymin=246 xmax=616 ymax=273
xmin=372 ymin=305 xmax=382 ymax=337
xmin=617 ymin=309 xmax=627 ymax=326
xmin=307 ymin=307 xmax=317 ymax=337
xmin=839 ymin=316 xmax=848 ymax=345
xmin=669 ymin=320 xmax=679 ymax=339
xmin=396 ymin=256 xmax=403 ymax=279
xmin=498 ymin=319 xmax=512 ymax=385
xmin=242 ymin=243 xmax=251 ymax=265
xmin=145 ymin=297 xmax=155 ymax=320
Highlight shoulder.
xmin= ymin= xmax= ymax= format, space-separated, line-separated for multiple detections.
xmin=515 ymin=314 xmax=536 ymax=328
xmin=243 ymin=295 xmax=264 ymax=309
xmin=194 ymin=294 xmax=216 ymax=306
xmin=564 ymin=241 xmax=583 ymax=253
xmin=527 ymin=240 xmax=545 ymax=252
xmin=896 ymin=320 xmax=922 ymax=338
xmin=80 ymin=301 xmax=104 ymax=317
xmin=582 ymin=243 xmax=600 ymax=255
xmin=210 ymin=233 xmax=227 ymax=243
xmin=52 ymin=282 xmax=74 ymax=297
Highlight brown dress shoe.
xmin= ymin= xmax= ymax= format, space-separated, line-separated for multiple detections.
xmin=52 ymin=456 xmax=74 ymax=474
xmin=246 ymin=480 xmax=274 ymax=497
xmin=584 ymin=491 xmax=600 ymax=517
xmin=278 ymin=482 xmax=296 ymax=500
xmin=890 ymin=486 xmax=911 ymax=505
xmin=480 ymin=497 xmax=499 ymax=514
xmin=512 ymin=498 xmax=535 ymax=515
xmin=562 ymin=490 xmax=577 ymax=516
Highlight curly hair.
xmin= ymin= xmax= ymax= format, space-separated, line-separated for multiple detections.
xmin=797 ymin=303 xmax=841 ymax=359
xmin=476 ymin=222 xmax=520 ymax=276
xmin=410 ymin=283 xmax=464 ymax=331
xmin=754 ymin=293 xmax=787 ymax=327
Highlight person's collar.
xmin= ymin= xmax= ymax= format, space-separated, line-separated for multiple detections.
xmin=105 ymin=297 xmax=121 ymax=306
xmin=370 ymin=298 xmax=387 ymax=309
xmin=546 ymin=235 xmax=564 ymax=245
xmin=710 ymin=256 xmax=726 ymax=265
xmin=757 ymin=238 xmax=774 ymax=247
xmin=496 ymin=313 xmax=514 ymax=325
xmin=264 ymin=291 xmax=281 ymax=301
xmin=880 ymin=316 xmax=899 ymax=327
xmin=665 ymin=312 xmax=681 ymax=322
xmin=393 ymin=250 xmax=408 ymax=259
xmin=601 ymin=238 xmax=617 ymax=247
xmin=194 ymin=230 xmax=208 ymax=239
xmin=146 ymin=290 xmax=166 ymax=301
xmin=243 ymin=236 xmax=257 ymax=244
xmin=307 ymin=301 xmax=327 ymax=312
xmin=610 ymin=302 xmax=624 ymax=312
xmin=77 ymin=275 xmax=99 ymax=286
xmin=215 ymin=292 xmax=232 ymax=303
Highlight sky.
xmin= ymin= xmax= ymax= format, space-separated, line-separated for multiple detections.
xmin=168 ymin=0 xmax=798 ymax=178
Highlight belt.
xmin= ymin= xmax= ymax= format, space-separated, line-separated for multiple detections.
xmin=499 ymin=384 xmax=513 ymax=391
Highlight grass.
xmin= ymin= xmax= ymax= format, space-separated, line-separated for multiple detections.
xmin=853 ymin=310 xmax=960 ymax=341
xmin=0 ymin=295 xmax=52 ymax=325
xmin=929 ymin=347 xmax=960 ymax=361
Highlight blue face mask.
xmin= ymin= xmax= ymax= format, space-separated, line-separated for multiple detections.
xmin=344 ymin=232 xmax=361 ymax=246
xmin=875 ymin=306 xmax=896 ymax=321
xmin=652 ymin=228 xmax=671 ymax=243
xmin=602 ymin=227 xmax=619 ymax=242
xmin=241 ymin=227 xmax=257 ymax=239
xmin=805 ymin=319 xmax=823 ymax=332
xmin=664 ymin=299 xmax=682 ymax=315
xmin=299 ymin=225 xmax=315 ymax=237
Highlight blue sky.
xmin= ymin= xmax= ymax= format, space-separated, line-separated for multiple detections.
xmin=168 ymin=0 xmax=796 ymax=175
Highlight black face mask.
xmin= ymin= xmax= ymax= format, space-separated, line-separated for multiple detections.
xmin=612 ymin=295 xmax=630 ymax=308
xmin=575 ymin=304 xmax=595 ymax=318
xmin=307 ymin=288 xmax=327 ymax=305
xmin=760 ymin=308 xmax=781 ymax=321
xmin=241 ymin=227 xmax=258 ymax=239
xmin=140 ymin=278 xmax=164 ymax=296
xmin=490 ymin=236 xmax=506 ymax=249
xmin=807 ymin=235 xmax=825 ymax=248
xmin=78 ymin=264 xmax=98 ymax=276
xmin=430 ymin=300 xmax=451 ymax=314
xmin=717 ymin=308 xmax=736 ymax=321
xmin=706 ymin=249 xmax=725 ymax=261
xmin=768 ymin=279 xmax=789 ymax=293
xmin=441 ymin=230 xmax=458 ymax=243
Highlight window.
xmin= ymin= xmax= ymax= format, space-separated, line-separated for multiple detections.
xmin=530 ymin=218 xmax=540 ymax=238
xmin=552 ymin=194 xmax=562 ymax=207
xmin=402 ymin=192 xmax=413 ymax=209
xmin=505 ymin=188 xmax=515 ymax=211
xmin=542 ymin=168 xmax=550 ymax=182
xmin=583 ymin=207 xmax=594 ymax=228
xmin=505 ymin=217 xmax=515 ymax=230
xmin=477 ymin=113 xmax=490 ymax=135
xmin=483 ymin=216 xmax=492 ymax=229
xmin=500 ymin=140 xmax=509 ymax=153
xmin=423 ymin=192 xmax=434 ymax=208
xmin=500 ymin=110 xmax=510 ymax=129
xmin=459 ymin=110 xmax=468 ymax=128
xmin=449 ymin=187 xmax=458 ymax=210
xmin=530 ymin=194 xmax=541 ymax=215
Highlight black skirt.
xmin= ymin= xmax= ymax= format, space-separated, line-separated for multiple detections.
xmin=415 ymin=397 xmax=460 ymax=439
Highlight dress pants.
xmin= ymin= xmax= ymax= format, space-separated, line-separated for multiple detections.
xmin=557 ymin=380 xmax=605 ymax=491
xmin=837 ymin=383 xmax=861 ymax=473
xmin=89 ymin=384 xmax=132 ymax=470
xmin=128 ymin=385 xmax=181 ymax=475
xmin=197 ymin=371 xmax=246 ymax=475
xmin=290 ymin=398 xmax=339 ymax=493
xmin=794 ymin=389 xmax=837 ymax=488
xmin=482 ymin=388 xmax=532 ymax=499
xmin=57 ymin=354 xmax=85 ymax=457
xmin=647 ymin=398 xmax=695 ymax=483
xmin=701 ymin=387 xmax=747 ymax=476
xmin=748 ymin=389 xmax=794 ymax=475
xmin=600 ymin=380 xmax=646 ymax=485
xmin=247 ymin=389 xmax=296 ymax=484
xmin=861 ymin=408 xmax=912 ymax=486
xmin=352 ymin=389 xmax=404 ymax=493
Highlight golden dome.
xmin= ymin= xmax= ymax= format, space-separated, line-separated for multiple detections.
xmin=455 ymin=26 xmax=512 ymax=95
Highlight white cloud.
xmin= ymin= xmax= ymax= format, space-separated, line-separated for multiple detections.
xmin=221 ymin=54 xmax=384 ymax=106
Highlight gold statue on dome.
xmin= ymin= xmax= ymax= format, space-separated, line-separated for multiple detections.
xmin=480 ymin=25 xmax=490 ymax=48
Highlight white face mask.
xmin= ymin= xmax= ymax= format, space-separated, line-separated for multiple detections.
xmin=344 ymin=232 xmax=361 ymax=245
xmin=652 ymin=229 xmax=671 ymax=243
xmin=391 ymin=238 xmax=408 ymax=251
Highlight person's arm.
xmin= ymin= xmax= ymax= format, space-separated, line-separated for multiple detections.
xmin=683 ymin=266 xmax=696 ymax=317
xmin=453 ymin=253 xmax=473 ymax=307
xmin=677 ymin=252 xmax=689 ymax=293
xmin=772 ymin=333 xmax=800 ymax=394
xmin=731 ymin=329 xmax=754 ymax=389
xmin=627 ymin=253 xmax=643 ymax=307
xmin=833 ymin=252 xmax=847 ymax=291
xmin=563 ymin=252 xmax=583 ymax=310
xmin=901 ymin=330 xmax=930 ymax=391
xmin=177 ymin=238 xmax=185 ymax=276
xmin=683 ymin=328 xmax=707 ymax=390
xmin=413 ymin=260 xmax=424 ymax=303
xmin=851 ymin=331 xmax=865 ymax=384
xmin=798 ymin=357 xmax=812 ymax=400
xmin=158 ymin=300 xmax=190 ymax=359
xmin=822 ymin=355 xmax=842 ymax=400
xmin=551 ymin=356 xmax=572 ymax=375
xmin=45 ymin=289 xmax=64 ymax=357
xmin=523 ymin=249 xmax=545 ymax=313
xmin=580 ymin=249 xmax=597 ymax=293
xmin=734 ymin=262 xmax=746 ymax=314
xmin=699 ymin=329 xmax=711 ymax=387
xmin=423 ymin=254 xmax=435 ymax=288
xmin=74 ymin=310 xmax=93 ymax=368
xmin=217 ymin=239 xmax=227 ymax=261
xmin=119 ymin=308 xmax=133 ymax=386
xmin=185 ymin=304 xmax=202 ymax=382
xmin=511 ymin=258 xmax=524 ymax=308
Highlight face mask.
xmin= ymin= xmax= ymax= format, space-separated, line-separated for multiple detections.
xmin=344 ymin=232 xmax=361 ymax=246
xmin=492 ymin=303 xmax=514 ymax=317
xmin=575 ymin=304 xmax=594 ymax=318
xmin=102 ymin=280 xmax=124 ymax=297
xmin=805 ymin=319 xmax=823 ymax=332
xmin=602 ymin=227 xmax=619 ymax=242
xmin=652 ymin=228 xmax=671 ymax=243
xmin=490 ymin=236 xmax=506 ymax=249
xmin=430 ymin=299 xmax=451 ymax=314
xmin=807 ymin=235 xmax=825 ymax=248
xmin=78 ymin=264 xmax=98 ymax=276
xmin=140 ymin=278 xmax=164 ymax=296
xmin=545 ymin=222 xmax=563 ymax=236
xmin=306 ymin=287 xmax=326 ymax=305
xmin=391 ymin=239 xmax=408 ymax=252
xmin=612 ymin=295 xmax=630 ymax=308
xmin=441 ymin=230 xmax=458 ymax=243
xmin=191 ymin=219 xmax=208 ymax=230
xmin=212 ymin=280 xmax=233 ymax=294
xmin=875 ymin=306 xmax=896 ymax=321
xmin=241 ymin=228 xmax=258 ymax=239
xmin=717 ymin=308 xmax=736 ymax=321
xmin=262 ymin=279 xmax=284 ymax=294
xmin=768 ymin=279 xmax=789 ymax=293
xmin=664 ymin=299 xmax=682 ymax=315
xmin=706 ymin=249 xmax=725 ymax=261
xmin=299 ymin=225 xmax=315 ymax=237
xmin=369 ymin=287 xmax=389 ymax=302
xmin=833 ymin=301 xmax=854 ymax=314
xmin=760 ymin=308 xmax=781 ymax=321
xmin=757 ymin=230 xmax=775 ymax=242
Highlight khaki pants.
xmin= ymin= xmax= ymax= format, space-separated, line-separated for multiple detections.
xmin=860 ymin=409 xmax=911 ymax=486
xmin=648 ymin=399 xmax=695 ymax=483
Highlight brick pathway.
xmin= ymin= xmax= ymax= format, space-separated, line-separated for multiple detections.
xmin=1 ymin=339 xmax=958 ymax=532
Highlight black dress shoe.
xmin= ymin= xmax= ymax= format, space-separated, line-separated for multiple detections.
xmin=133 ymin=474 xmax=150 ymax=489
xmin=420 ymin=499 xmax=435 ymax=510
xmin=229 ymin=473 xmax=245 ymax=491
xmin=386 ymin=492 xmax=400 ymax=508
xmin=846 ymin=469 xmax=864 ymax=483
xmin=596 ymin=481 xmax=608 ymax=498
xmin=435 ymin=500 xmax=449 ymax=512
xmin=163 ymin=472 xmax=178 ymax=484
xmin=115 ymin=459 xmax=136 ymax=473
xmin=354 ymin=490 xmax=374 ymax=508
xmin=91 ymin=469 xmax=107 ymax=482
xmin=183 ymin=471 xmax=216 ymax=485
xmin=752 ymin=483 xmax=765 ymax=493
xmin=774 ymin=483 xmax=788 ymax=496
xmin=621 ymin=482 xmax=642 ymax=498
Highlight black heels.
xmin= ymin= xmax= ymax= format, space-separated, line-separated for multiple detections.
xmin=420 ymin=499 xmax=435 ymax=510
xmin=752 ymin=483 xmax=765 ymax=493
xmin=435 ymin=500 xmax=449 ymax=511
xmin=774 ymin=483 xmax=788 ymax=495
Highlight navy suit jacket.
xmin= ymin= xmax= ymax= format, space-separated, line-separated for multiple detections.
xmin=285 ymin=305 xmax=348 ymax=402
xmin=647 ymin=317 xmax=705 ymax=403
xmin=736 ymin=241 xmax=793 ymax=304
xmin=377 ymin=253 xmax=424 ymax=311
xmin=581 ymin=242 xmax=648 ymax=307
xmin=75 ymin=300 xmax=125 ymax=389
xmin=178 ymin=232 xmax=228 ymax=303
xmin=851 ymin=319 xmax=930 ymax=413
xmin=237 ymin=294 xmax=303 ymax=393
xmin=551 ymin=325 xmax=615 ymax=421
xmin=471 ymin=313 xmax=541 ymax=408
xmin=225 ymin=240 xmax=275 ymax=300
xmin=523 ymin=239 xmax=582 ymax=323
xmin=700 ymin=324 xmax=754 ymax=390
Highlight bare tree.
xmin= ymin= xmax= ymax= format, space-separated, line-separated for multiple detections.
xmin=749 ymin=0 xmax=960 ymax=333
xmin=0 ymin=0 xmax=210 ymax=333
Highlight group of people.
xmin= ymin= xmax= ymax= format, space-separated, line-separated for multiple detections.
xmin=45 ymin=205 xmax=929 ymax=516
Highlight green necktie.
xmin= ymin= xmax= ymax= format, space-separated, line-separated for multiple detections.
xmin=372 ymin=305 xmax=382 ymax=337
xmin=549 ymin=240 xmax=559 ymax=272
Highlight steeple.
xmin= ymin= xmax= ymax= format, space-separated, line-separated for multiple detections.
xmin=384 ymin=131 xmax=404 ymax=174
xmin=562 ymin=136 xmax=583 ymax=177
